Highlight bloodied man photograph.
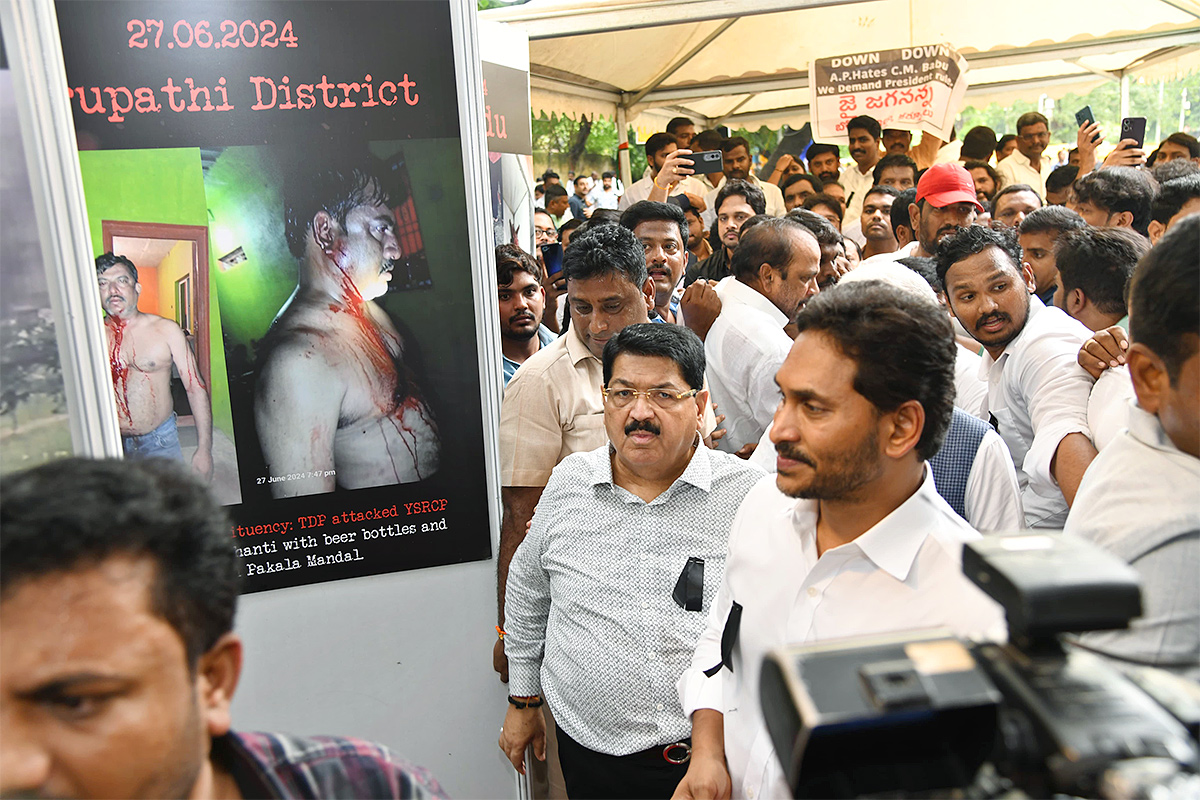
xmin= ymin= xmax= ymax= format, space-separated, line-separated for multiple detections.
xmin=253 ymin=159 xmax=441 ymax=497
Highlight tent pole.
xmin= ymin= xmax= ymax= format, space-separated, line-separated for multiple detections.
xmin=1119 ymin=71 xmax=1131 ymax=120
xmin=617 ymin=104 xmax=632 ymax=189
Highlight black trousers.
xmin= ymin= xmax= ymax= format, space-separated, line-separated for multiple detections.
xmin=555 ymin=727 xmax=689 ymax=800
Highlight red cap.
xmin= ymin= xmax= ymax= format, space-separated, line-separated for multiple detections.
xmin=915 ymin=163 xmax=984 ymax=212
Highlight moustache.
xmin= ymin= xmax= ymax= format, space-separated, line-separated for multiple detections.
xmin=625 ymin=419 xmax=661 ymax=436
xmin=976 ymin=312 xmax=1011 ymax=331
xmin=775 ymin=442 xmax=814 ymax=466
xmin=508 ymin=312 xmax=536 ymax=325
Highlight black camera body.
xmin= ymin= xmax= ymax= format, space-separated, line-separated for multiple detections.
xmin=760 ymin=533 xmax=1200 ymax=798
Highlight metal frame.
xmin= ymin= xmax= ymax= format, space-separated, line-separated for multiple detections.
xmin=0 ymin=0 xmax=122 ymax=458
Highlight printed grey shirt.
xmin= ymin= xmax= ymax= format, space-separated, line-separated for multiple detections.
xmin=504 ymin=443 xmax=763 ymax=755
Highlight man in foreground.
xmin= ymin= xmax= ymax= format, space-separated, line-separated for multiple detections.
xmin=0 ymin=457 xmax=444 ymax=799
xmin=96 ymin=253 xmax=213 ymax=479
xmin=256 ymin=160 xmax=440 ymax=496
xmin=1065 ymin=217 xmax=1199 ymax=679
xmin=673 ymin=282 xmax=1004 ymax=799
xmin=500 ymin=324 xmax=762 ymax=798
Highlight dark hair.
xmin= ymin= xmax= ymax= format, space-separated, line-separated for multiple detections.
xmin=602 ymin=170 xmax=615 ymax=179
xmin=620 ymin=201 xmax=688 ymax=250
xmin=738 ymin=214 xmax=773 ymax=241
xmin=847 ymin=115 xmax=882 ymax=141
xmin=896 ymin=256 xmax=942 ymax=293
xmin=694 ymin=129 xmax=724 ymax=152
xmin=543 ymin=183 xmax=568 ymax=201
xmin=95 ymin=252 xmax=138 ymax=283
xmin=715 ymin=178 xmax=767 ymax=216
xmin=558 ymin=217 xmax=584 ymax=241
xmin=1151 ymin=174 xmax=1200 ymax=225
xmin=963 ymin=160 xmax=1003 ymax=199
xmin=806 ymin=143 xmax=841 ymax=164
xmin=935 ymin=224 xmax=1023 ymax=289
xmin=666 ymin=117 xmax=695 ymax=136
xmin=780 ymin=173 xmax=823 ymax=194
xmin=1015 ymin=112 xmax=1049 ymax=133
xmin=496 ymin=243 xmax=542 ymax=286
xmin=563 ymin=223 xmax=647 ymax=288
xmin=992 ymin=183 xmax=1042 ymax=213
xmin=644 ymin=132 xmax=677 ymax=160
xmin=1164 ymin=131 xmax=1200 ymax=158
xmin=786 ymin=208 xmax=841 ymax=246
xmin=1055 ymin=227 xmax=1147 ymax=315
xmin=864 ymin=184 xmax=901 ymax=204
xmin=892 ymin=187 xmax=917 ymax=234
xmin=1129 ymin=215 xmax=1200 ymax=384
xmin=1152 ymin=158 xmax=1200 ymax=183
xmin=1046 ymin=165 xmax=1079 ymax=196
xmin=873 ymin=153 xmax=917 ymax=185
xmin=541 ymin=170 xmax=560 ymax=181
xmin=961 ymin=126 xmax=998 ymax=161
xmin=284 ymin=158 xmax=391 ymax=260
xmin=1018 ymin=205 xmax=1087 ymax=237
xmin=1072 ymin=167 xmax=1158 ymax=236
xmin=802 ymin=193 xmax=844 ymax=223
xmin=730 ymin=217 xmax=816 ymax=281
xmin=1 ymin=458 xmax=240 ymax=667
xmin=794 ymin=281 xmax=955 ymax=460
xmin=995 ymin=134 xmax=1017 ymax=156
xmin=574 ymin=175 xmax=589 ymax=188
xmin=721 ymin=136 xmax=751 ymax=155
xmin=602 ymin=322 xmax=706 ymax=391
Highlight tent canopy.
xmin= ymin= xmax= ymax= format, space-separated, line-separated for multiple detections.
xmin=482 ymin=0 xmax=1200 ymax=135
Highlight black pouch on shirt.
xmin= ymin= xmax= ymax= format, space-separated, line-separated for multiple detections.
xmin=672 ymin=557 xmax=704 ymax=611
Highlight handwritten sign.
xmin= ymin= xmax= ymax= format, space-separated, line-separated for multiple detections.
xmin=810 ymin=44 xmax=968 ymax=140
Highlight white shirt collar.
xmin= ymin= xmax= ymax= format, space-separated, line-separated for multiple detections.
xmin=715 ymin=275 xmax=789 ymax=328
xmin=789 ymin=466 xmax=943 ymax=582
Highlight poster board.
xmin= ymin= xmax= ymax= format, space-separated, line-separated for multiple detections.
xmin=57 ymin=0 xmax=496 ymax=592
xmin=811 ymin=43 xmax=969 ymax=140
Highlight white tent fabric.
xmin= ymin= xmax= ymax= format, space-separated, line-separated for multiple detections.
xmin=483 ymin=0 xmax=1200 ymax=130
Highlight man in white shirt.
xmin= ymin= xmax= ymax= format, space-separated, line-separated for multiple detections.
xmin=620 ymin=133 xmax=708 ymax=211
xmin=936 ymin=225 xmax=1097 ymax=527
xmin=587 ymin=171 xmax=622 ymax=210
xmin=705 ymin=218 xmax=821 ymax=454
xmin=995 ymin=111 xmax=1053 ymax=199
xmin=749 ymin=260 xmax=1024 ymax=532
xmin=673 ymin=282 xmax=1005 ymax=800
xmin=839 ymin=115 xmax=884 ymax=229
xmin=701 ymin=136 xmax=785 ymax=226
xmin=1066 ymin=218 xmax=1199 ymax=679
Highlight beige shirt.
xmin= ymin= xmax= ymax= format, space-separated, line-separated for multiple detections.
xmin=996 ymin=149 xmax=1052 ymax=199
xmin=500 ymin=327 xmax=717 ymax=487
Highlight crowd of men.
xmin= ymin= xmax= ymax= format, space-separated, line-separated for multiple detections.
xmin=497 ymin=112 xmax=1199 ymax=798
xmin=2 ymin=108 xmax=1195 ymax=800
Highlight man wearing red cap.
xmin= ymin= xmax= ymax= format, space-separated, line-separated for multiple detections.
xmin=859 ymin=163 xmax=980 ymax=267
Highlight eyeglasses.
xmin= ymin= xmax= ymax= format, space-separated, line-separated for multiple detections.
xmin=602 ymin=386 xmax=700 ymax=409
xmin=534 ymin=226 xmax=558 ymax=241
xmin=1019 ymin=132 xmax=1050 ymax=143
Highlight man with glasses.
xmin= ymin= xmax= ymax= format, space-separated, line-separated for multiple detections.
xmin=500 ymin=323 xmax=762 ymax=799
xmin=997 ymin=112 xmax=1053 ymax=200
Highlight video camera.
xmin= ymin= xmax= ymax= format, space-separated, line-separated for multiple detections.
xmin=760 ymin=532 xmax=1200 ymax=798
